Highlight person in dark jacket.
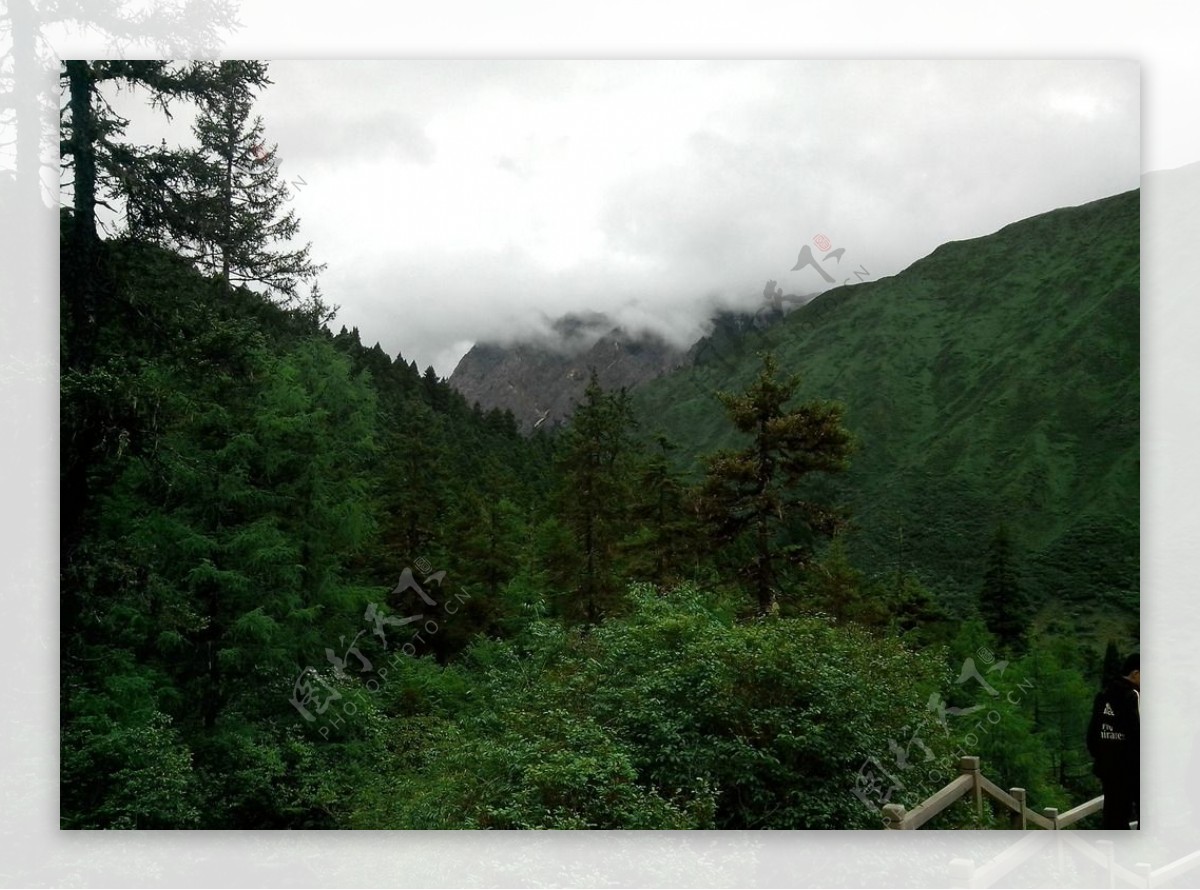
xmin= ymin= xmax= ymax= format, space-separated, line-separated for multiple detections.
xmin=1088 ymin=652 xmax=1140 ymax=828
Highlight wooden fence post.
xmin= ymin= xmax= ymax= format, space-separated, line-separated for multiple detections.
xmin=960 ymin=756 xmax=982 ymax=819
xmin=882 ymin=803 xmax=907 ymax=829
xmin=1044 ymin=806 xmax=1059 ymax=830
xmin=1009 ymin=787 xmax=1027 ymax=830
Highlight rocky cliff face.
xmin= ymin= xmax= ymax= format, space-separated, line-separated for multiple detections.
xmin=448 ymin=314 xmax=688 ymax=433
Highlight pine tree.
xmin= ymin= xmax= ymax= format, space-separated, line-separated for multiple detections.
xmin=1034 ymin=635 xmax=1097 ymax=794
xmin=804 ymin=535 xmax=871 ymax=624
xmin=374 ymin=401 xmax=451 ymax=582
xmin=455 ymin=494 xmax=524 ymax=599
xmin=59 ymin=245 xmax=379 ymax=825
xmin=699 ymin=353 xmax=853 ymax=614
xmin=622 ymin=433 xmax=703 ymax=586
xmin=60 ymin=59 xmax=217 ymax=377
xmin=60 ymin=60 xmax=216 ymax=636
xmin=178 ymin=60 xmax=323 ymax=303
xmin=440 ymin=491 xmax=527 ymax=650
xmin=978 ymin=524 xmax=1031 ymax=651
xmin=553 ymin=371 xmax=639 ymax=623
xmin=421 ymin=365 xmax=448 ymax=412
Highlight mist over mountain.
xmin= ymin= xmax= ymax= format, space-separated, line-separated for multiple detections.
xmin=448 ymin=281 xmax=816 ymax=432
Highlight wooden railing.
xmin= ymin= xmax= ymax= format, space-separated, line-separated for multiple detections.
xmin=880 ymin=755 xmax=1105 ymax=830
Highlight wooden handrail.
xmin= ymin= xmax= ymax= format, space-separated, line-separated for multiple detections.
xmin=978 ymin=775 xmax=1057 ymax=829
xmin=880 ymin=755 xmax=1103 ymax=830
xmin=883 ymin=774 xmax=973 ymax=829
xmin=978 ymin=775 xmax=1019 ymax=811
xmin=1056 ymin=795 xmax=1105 ymax=828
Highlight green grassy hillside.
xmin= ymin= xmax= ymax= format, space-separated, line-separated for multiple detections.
xmin=635 ymin=189 xmax=1139 ymax=619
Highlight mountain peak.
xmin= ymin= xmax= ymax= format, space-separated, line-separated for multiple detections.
xmin=449 ymin=317 xmax=687 ymax=433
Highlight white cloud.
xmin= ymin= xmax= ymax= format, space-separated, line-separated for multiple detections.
xmin=115 ymin=61 xmax=1141 ymax=375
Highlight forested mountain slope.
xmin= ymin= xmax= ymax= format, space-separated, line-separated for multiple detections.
xmin=636 ymin=189 xmax=1139 ymax=615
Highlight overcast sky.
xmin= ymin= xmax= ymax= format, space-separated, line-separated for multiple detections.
xmin=121 ymin=60 xmax=1140 ymax=375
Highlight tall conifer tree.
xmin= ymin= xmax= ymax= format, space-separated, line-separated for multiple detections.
xmin=179 ymin=60 xmax=323 ymax=302
xmin=978 ymin=523 xmax=1031 ymax=651
xmin=60 ymin=60 xmax=215 ymax=633
xmin=554 ymin=371 xmax=638 ymax=623
xmin=699 ymin=353 xmax=853 ymax=614
xmin=624 ymin=433 xmax=702 ymax=585
xmin=60 ymin=60 xmax=214 ymax=366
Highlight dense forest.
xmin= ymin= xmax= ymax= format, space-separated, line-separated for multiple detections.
xmin=60 ymin=61 xmax=1138 ymax=829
